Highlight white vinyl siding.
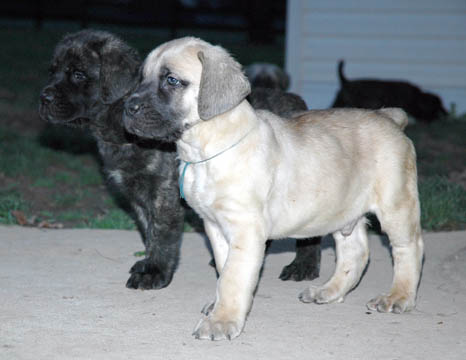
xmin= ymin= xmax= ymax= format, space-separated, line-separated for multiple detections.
xmin=286 ymin=0 xmax=466 ymax=112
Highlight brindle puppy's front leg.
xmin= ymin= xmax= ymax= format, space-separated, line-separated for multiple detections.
xmin=127 ymin=180 xmax=184 ymax=290
xmin=193 ymin=219 xmax=266 ymax=341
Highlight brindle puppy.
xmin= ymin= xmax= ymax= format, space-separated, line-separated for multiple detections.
xmin=39 ymin=29 xmax=184 ymax=290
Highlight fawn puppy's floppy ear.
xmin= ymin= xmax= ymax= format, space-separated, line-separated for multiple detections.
xmin=197 ymin=49 xmax=251 ymax=120
xmin=99 ymin=39 xmax=141 ymax=104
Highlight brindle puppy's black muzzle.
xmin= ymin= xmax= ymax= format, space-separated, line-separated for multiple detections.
xmin=39 ymin=84 xmax=80 ymax=124
xmin=40 ymin=87 xmax=55 ymax=105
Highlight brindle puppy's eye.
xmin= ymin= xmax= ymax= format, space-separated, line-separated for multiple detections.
xmin=167 ymin=76 xmax=181 ymax=87
xmin=73 ymin=71 xmax=86 ymax=81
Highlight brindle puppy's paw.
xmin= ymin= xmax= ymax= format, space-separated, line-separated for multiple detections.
xmin=126 ymin=259 xmax=171 ymax=290
xmin=298 ymin=285 xmax=345 ymax=304
xmin=366 ymin=294 xmax=415 ymax=314
xmin=279 ymin=260 xmax=319 ymax=281
xmin=280 ymin=238 xmax=321 ymax=281
xmin=192 ymin=315 xmax=242 ymax=341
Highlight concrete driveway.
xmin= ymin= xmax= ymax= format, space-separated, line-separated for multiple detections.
xmin=1 ymin=225 xmax=465 ymax=359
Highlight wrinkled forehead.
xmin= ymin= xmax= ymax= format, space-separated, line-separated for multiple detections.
xmin=53 ymin=43 xmax=99 ymax=67
xmin=142 ymin=38 xmax=204 ymax=82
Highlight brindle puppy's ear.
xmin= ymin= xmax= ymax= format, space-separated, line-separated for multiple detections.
xmin=197 ymin=49 xmax=251 ymax=120
xmin=99 ymin=39 xmax=141 ymax=104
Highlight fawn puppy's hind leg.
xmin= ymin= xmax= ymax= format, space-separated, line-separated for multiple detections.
xmin=300 ymin=217 xmax=369 ymax=304
xmin=368 ymin=146 xmax=424 ymax=313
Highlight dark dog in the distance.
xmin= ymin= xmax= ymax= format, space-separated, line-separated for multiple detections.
xmin=332 ymin=60 xmax=448 ymax=123
xmin=39 ymin=30 xmax=184 ymax=290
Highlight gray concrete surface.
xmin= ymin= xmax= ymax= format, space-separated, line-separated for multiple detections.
xmin=1 ymin=225 xmax=465 ymax=359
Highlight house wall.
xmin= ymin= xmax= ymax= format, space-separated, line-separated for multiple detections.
xmin=285 ymin=0 xmax=466 ymax=114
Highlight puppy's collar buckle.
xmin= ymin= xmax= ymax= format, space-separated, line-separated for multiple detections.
xmin=179 ymin=127 xmax=254 ymax=199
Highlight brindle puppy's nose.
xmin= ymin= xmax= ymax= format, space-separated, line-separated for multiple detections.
xmin=40 ymin=88 xmax=55 ymax=104
xmin=126 ymin=95 xmax=142 ymax=116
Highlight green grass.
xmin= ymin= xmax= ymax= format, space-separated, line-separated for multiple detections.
xmin=0 ymin=187 xmax=27 ymax=225
xmin=446 ymin=103 xmax=466 ymax=123
xmin=32 ymin=177 xmax=56 ymax=188
xmin=54 ymin=171 xmax=74 ymax=184
xmin=54 ymin=209 xmax=88 ymax=223
xmin=406 ymin=120 xmax=466 ymax=178
xmin=0 ymin=126 xmax=96 ymax=180
xmin=81 ymin=208 xmax=136 ymax=230
xmin=78 ymin=167 xmax=103 ymax=186
xmin=0 ymin=126 xmax=101 ymax=185
xmin=0 ymin=127 xmax=51 ymax=179
xmin=0 ymin=124 xmax=109 ymax=226
xmin=43 ymin=208 xmax=136 ymax=230
xmin=419 ymin=176 xmax=466 ymax=231
xmin=52 ymin=191 xmax=83 ymax=208
xmin=38 ymin=210 xmax=54 ymax=219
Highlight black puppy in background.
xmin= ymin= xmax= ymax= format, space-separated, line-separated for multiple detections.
xmin=332 ymin=60 xmax=448 ymax=122
xmin=246 ymin=63 xmax=321 ymax=281
xmin=39 ymin=30 xmax=184 ymax=290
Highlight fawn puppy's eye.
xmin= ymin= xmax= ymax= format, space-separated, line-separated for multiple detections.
xmin=167 ymin=76 xmax=181 ymax=86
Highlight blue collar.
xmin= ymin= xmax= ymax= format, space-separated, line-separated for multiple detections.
xmin=178 ymin=128 xmax=254 ymax=199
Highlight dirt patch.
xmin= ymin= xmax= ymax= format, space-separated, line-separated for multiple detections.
xmin=0 ymin=164 xmax=112 ymax=228
xmin=1 ymin=104 xmax=45 ymax=135
xmin=0 ymin=107 xmax=115 ymax=228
